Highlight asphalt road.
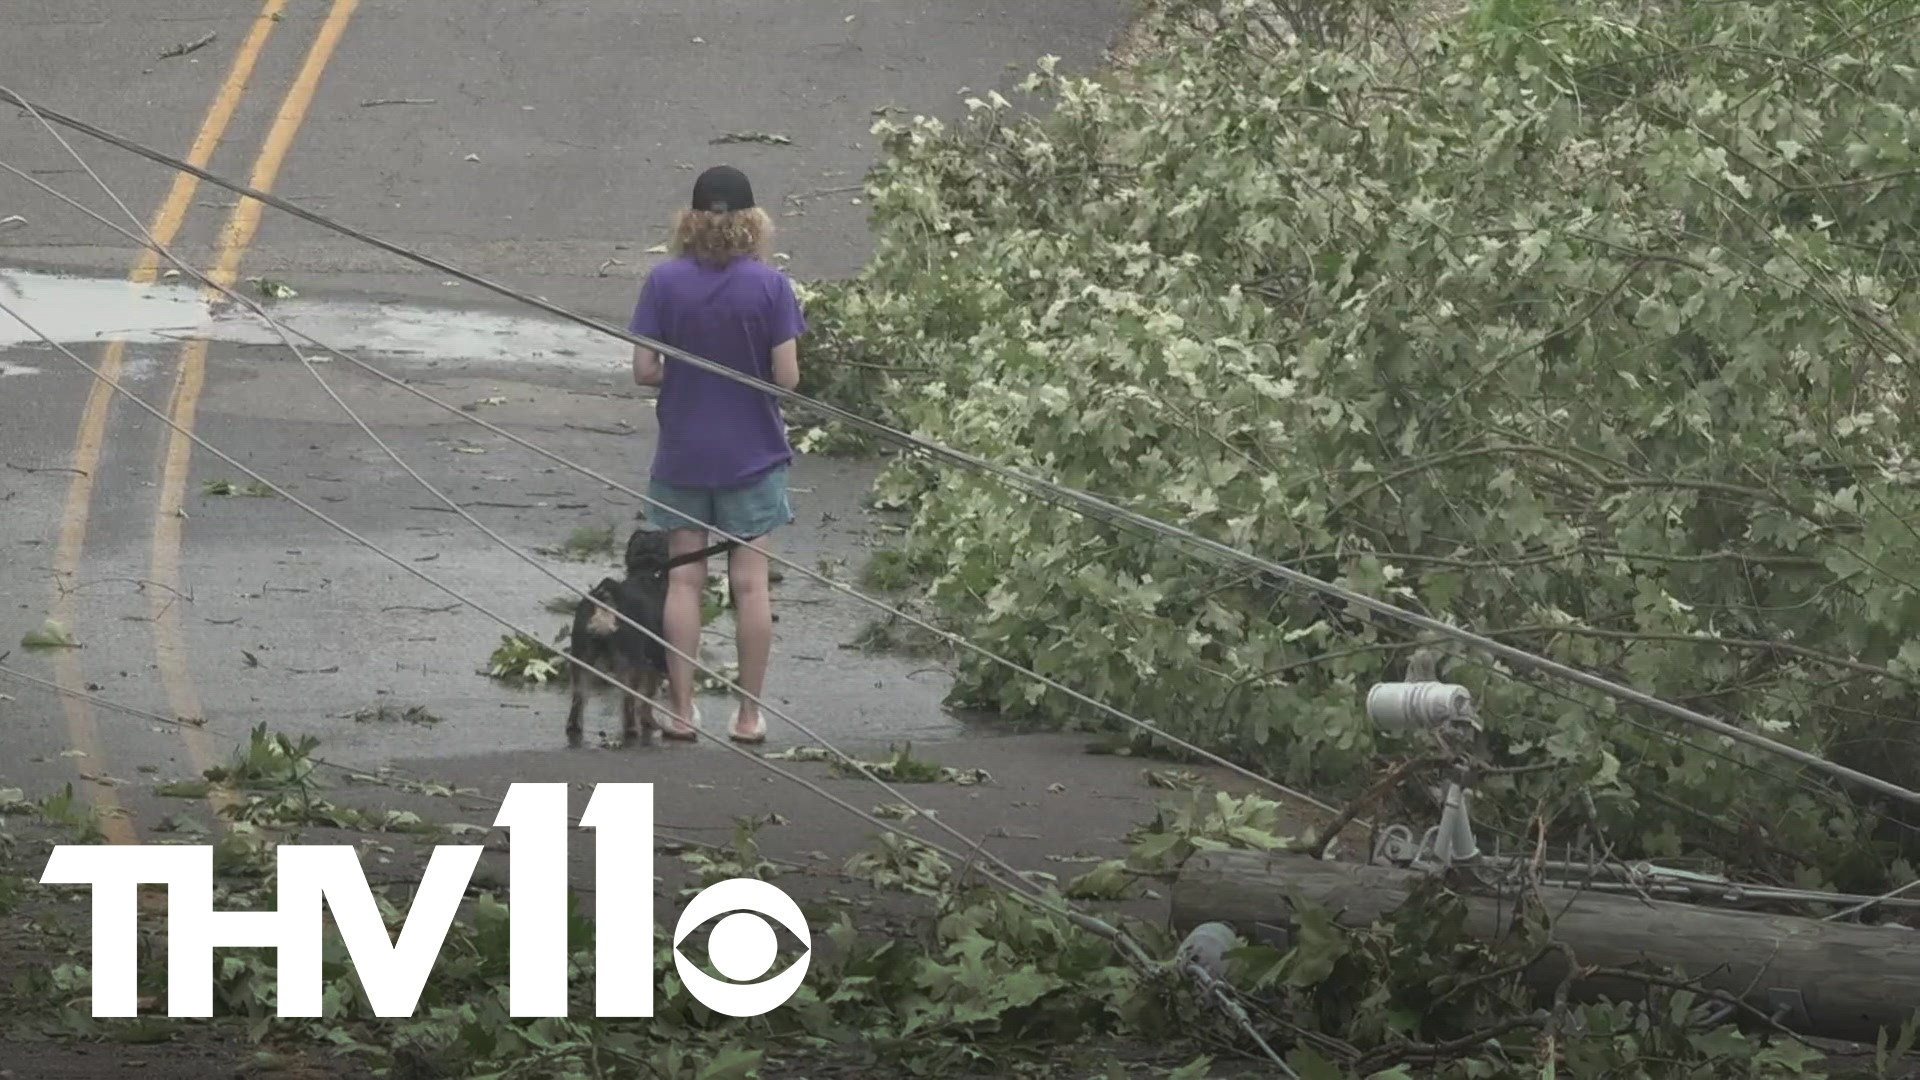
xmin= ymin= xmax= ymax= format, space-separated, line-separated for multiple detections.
xmin=5 ymin=0 xmax=1124 ymax=302
xmin=0 ymin=0 xmax=1131 ymax=842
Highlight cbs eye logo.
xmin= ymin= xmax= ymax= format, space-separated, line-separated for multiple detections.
xmin=672 ymin=878 xmax=812 ymax=1016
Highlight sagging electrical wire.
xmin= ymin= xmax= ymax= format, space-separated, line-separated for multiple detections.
xmin=0 ymin=289 xmax=1024 ymax=892
xmin=0 ymin=114 xmax=1339 ymax=895
xmin=0 ymin=132 xmax=1082 ymax=899
xmin=2 ymin=112 xmax=1308 ymax=1065
xmin=0 ymin=292 xmax=1187 ymax=952
xmin=2 ymin=84 xmax=1908 ymax=810
xmin=0 ymin=150 xmax=1347 ymax=822
xmin=0 ymin=293 xmax=1309 ymax=1063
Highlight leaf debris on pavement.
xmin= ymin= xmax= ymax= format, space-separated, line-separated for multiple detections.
xmin=763 ymin=743 xmax=992 ymax=785
xmin=153 ymin=813 xmax=209 ymax=835
xmin=20 ymin=619 xmax=79 ymax=650
xmin=843 ymin=832 xmax=951 ymax=895
xmin=350 ymin=703 xmax=443 ymax=726
xmin=202 ymin=477 xmax=274 ymax=497
xmin=486 ymin=633 xmax=562 ymax=685
xmin=541 ymin=524 xmax=616 ymax=562
xmin=1143 ymin=768 xmax=1203 ymax=790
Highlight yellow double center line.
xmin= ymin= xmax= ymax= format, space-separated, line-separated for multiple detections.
xmin=49 ymin=0 xmax=290 ymax=845
xmin=150 ymin=0 xmax=362 ymax=818
xmin=48 ymin=0 xmax=359 ymax=840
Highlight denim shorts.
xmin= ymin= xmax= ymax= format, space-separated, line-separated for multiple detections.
xmin=645 ymin=464 xmax=794 ymax=540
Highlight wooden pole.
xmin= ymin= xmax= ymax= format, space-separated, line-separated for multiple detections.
xmin=1170 ymin=849 xmax=1920 ymax=1044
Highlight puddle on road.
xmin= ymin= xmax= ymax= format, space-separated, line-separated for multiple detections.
xmin=0 ymin=272 xmax=206 ymax=345
xmin=0 ymin=269 xmax=618 ymax=370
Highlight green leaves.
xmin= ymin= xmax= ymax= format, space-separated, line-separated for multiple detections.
xmin=807 ymin=0 xmax=1920 ymax=896
xmin=486 ymin=633 xmax=562 ymax=685
xmin=1125 ymin=790 xmax=1299 ymax=876
xmin=19 ymin=618 xmax=79 ymax=650
xmin=1275 ymin=903 xmax=1349 ymax=989
xmin=1063 ymin=859 xmax=1136 ymax=900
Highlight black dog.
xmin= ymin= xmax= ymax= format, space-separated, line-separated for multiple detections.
xmin=564 ymin=528 xmax=673 ymax=748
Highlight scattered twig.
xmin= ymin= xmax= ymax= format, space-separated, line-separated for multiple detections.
xmin=948 ymin=830 xmax=995 ymax=894
xmin=1581 ymin=965 xmax=1815 ymax=1045
xmin=1428 ymin=946 xmax=1555 ymax=1012
xmin=1539 ymin=942 xmax=1581 ymax=1067
xmin=56 ymin=576 xmax=193 ymax=601
xmin=985 ymin=827 xmax=1040 ymax=840
xmin=6 ymin=462 xmax=86 ymax=477
xmin=159 ymin=32 xmax=217 ymax=60
xmin=710 ymin=130 xmax=793 ymax=146
xmin=1355 ymin=1014 xmax=1546 ymax=1073
xmin=382 ymin=603 xmax=462 ymax=615
xmin=784 ymin=184 xmax=863 ymax=203
xmin=359 ymin=97 xmax=436 ymax=107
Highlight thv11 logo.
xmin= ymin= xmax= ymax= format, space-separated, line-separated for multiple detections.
xmin=40 ymin=782 xmax=810 ymax=1019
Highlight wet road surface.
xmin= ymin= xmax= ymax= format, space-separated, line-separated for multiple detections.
xmin=0 ymin=280 xmax=970 ymax=815
xmin=1 ymin=0 xmax=1138 ymax=841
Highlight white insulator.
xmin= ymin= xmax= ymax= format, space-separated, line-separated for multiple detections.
xmin=1176 ymin=922 xmax=1240 ymax=981
xmin=1366 ymin=681 xmax=1475 ymax=733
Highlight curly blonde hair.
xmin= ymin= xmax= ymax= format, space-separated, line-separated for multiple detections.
xmin=670 ymin=206 xmax=774 ymax=268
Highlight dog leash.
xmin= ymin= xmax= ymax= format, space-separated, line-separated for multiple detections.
xmin=660 ymin=538 xmax=741 ymax=570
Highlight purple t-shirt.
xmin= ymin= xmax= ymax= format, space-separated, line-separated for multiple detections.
xmin=629 ymin=256 xmax=806 ymax=489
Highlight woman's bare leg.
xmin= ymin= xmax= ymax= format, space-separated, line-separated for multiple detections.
xmin=728 ymin=540 xmax=773 ymax=739
xmin=663 ymin=528 xmax=708 ymax=734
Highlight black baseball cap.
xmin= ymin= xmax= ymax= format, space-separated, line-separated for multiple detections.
xmin=691 ymin=165 xmax=755 ymax=212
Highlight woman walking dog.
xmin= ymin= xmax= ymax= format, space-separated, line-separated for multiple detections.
xmin=629 ymin=165 xmax=804 ymax=745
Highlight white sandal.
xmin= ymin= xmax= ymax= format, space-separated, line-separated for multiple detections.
xmin=661 ymin=702 xmax=701 ymax=742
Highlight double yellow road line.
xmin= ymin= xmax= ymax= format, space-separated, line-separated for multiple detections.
xmin=49 ymin=0 xmax=360 ymax=841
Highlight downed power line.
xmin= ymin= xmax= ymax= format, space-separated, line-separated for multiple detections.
xmin=3 ymin=85 xmax=1916 ymax=808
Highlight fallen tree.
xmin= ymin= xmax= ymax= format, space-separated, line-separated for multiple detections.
xmin=804 ymin=0 xmax=1920 ymax=893
xmin=1171 ymin=847 xmax=1920 ymax=1044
